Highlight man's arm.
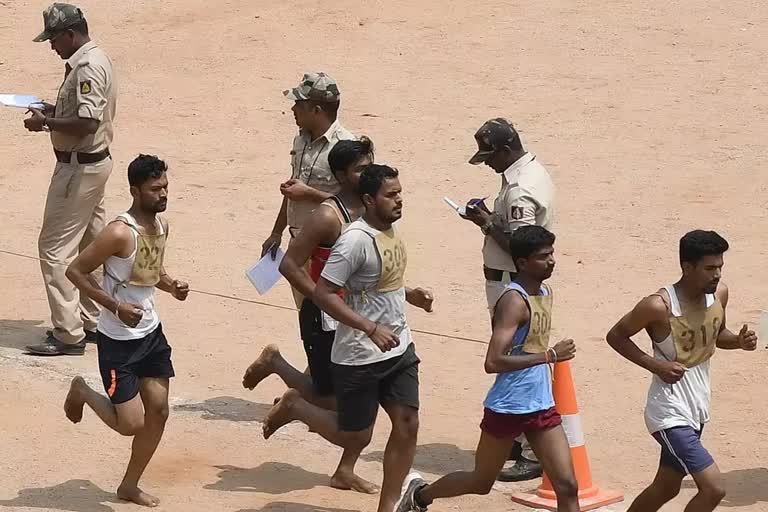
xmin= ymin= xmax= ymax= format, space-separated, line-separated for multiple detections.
xmin=65 ymin=223 xmax=144 ymax=327
xmin=314 ymin=277 xmax=374 ymax=334
xmin=465 ymin=195 xmax=537 ymax=252
xmin=405 ymin=286 xmax=434 ymax=312
xmin=484 ymin=291 xmax=575 ymax=373
xmin=261 ymin=197 xmax=288 ymax=259
xmin=26 ymin=63 xmax=109 ymax=136
xmin=606 ymin=295 xmax=686 ymax=383
xmin=280 ymin=178 xmax=333 ymax=203
xmin=279 ymin=206 xmax=338 ymax=299
xmin=25 ymin=107 xmax=99 ymax=135
xmin=714 ymin=282 xmax=757 ymax=350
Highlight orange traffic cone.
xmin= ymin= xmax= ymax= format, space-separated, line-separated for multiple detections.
xmin=510 ymin=361 xmax=623 ymax=511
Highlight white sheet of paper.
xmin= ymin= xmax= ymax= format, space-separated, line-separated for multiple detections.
xmin=0 ymin=94 xmax=44 ymax=109
xmin=245 ymin=248 xmax=285 ymax=295
xmin=443 ymin=196 xmax=466 ymax=216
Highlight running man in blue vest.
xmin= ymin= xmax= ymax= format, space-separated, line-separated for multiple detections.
xmin=396 ymin=226 xmax=579 ymax=512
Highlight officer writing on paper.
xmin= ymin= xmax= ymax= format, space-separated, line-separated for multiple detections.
xmin=462 ymin=118 xmax=555 ymax=482
xmin=24 ymin=3 xmax=117 ymax=356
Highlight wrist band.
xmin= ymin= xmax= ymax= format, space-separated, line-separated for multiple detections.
xmin=114 ymin=301 xmax=121 ymax=316
xmin=367 ymin=323 xmax=378 ymax=337
xmin=548 ymin=348 xmax=558 ymax=363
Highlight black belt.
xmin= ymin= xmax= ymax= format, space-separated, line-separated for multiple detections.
xmin=54 ymin=148 xmax=110 ymax=165
xmin=484 ymin=267 xmax=517 ymax=282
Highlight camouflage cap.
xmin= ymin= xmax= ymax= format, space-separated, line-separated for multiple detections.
xmin=469 ymin=118 xmax=520 ymax=165
xmin=283 ymin=72 xmax=341 ymax=103
xmin=33 ymin=3 xmax=85 ymax=43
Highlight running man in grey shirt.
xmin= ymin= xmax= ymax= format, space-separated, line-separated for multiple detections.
xmin=262 ymin=164 xmax=434 ymax=512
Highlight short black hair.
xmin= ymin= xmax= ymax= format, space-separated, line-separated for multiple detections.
xmin=359 ymin=164 xmax=399 ymax=198
xmin=328 ymin=136 xmax=374 ymax=176
xmin=509 ymin=226 xmax=556 ymax=262
xmin=680 ymin=230 xmax=729 ymax=265
xmin=128 ymin=154 xmax=167 ymax=188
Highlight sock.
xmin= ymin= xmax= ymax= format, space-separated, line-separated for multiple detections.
xmin=414 ymin=485 xmax=432 ymax=507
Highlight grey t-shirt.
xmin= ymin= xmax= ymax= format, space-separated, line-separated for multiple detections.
xmin=321 ymin=219 xmax=412 ymax=366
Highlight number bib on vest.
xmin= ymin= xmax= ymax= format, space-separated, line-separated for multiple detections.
xmin=129 ymin=231 xmax=166 ymax=287
xmin=523 ymin=293 xmax=553 ymax=353
xmin=374 ymin=229 xmax=407 ymax=293
xmin=670 ymin=300 xmax=723 ymax=368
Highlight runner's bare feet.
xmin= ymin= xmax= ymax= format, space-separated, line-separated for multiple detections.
xmin=331 ymin=470 xmax=380 ymax=494
xmin=117 ymin=484 xmax=160 ymax=507
xmin=64 ymin=376 xmax=86 ymax=423
xmin=242 ymin=344 xmax=280 ymax=390
xmin=263 ymin=389 xmax=299 ymax=439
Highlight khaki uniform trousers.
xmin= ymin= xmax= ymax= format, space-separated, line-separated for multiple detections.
xmin=38 ymin=157 xmax=113 ymax=344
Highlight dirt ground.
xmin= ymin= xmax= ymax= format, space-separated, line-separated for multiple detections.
xmin=2 ymin=0 xmax=768 ymax=511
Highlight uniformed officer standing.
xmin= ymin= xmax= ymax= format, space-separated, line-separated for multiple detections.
xmin=24 ymin=3 xmax=117 ymax=356
xmin=463 ymin=118 xmax=555 ymax=481
xmin=261 ymin=72 xmax=354 ymax=307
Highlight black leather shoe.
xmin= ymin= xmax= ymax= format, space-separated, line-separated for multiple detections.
xmin=509 ymin=440 xmax=523 ymax=461
xmin=498 ymin=457 xmax=543 ymax=482
xmin=46 ymin=329 xmax=97 ymax=344
xmin=26 ymin=335 xmax=86 ymax=356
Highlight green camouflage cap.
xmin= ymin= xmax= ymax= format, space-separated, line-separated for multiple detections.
xmin=283 ymin=72 xmax=340 ymax=103
xmin=469 ymin=118 xmax=520 ymax=165
xmin=33 ymin=3 xmax=85 ymax=43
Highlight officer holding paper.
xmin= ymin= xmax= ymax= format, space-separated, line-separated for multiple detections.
xmin=24 ymin=3 xmax=117 ymax=356
xmin=462 ymin=117 xmax=555 ymax=481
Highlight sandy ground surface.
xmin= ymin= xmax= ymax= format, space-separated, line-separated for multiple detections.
xmin=2 ymin=0 xmax=768 ymax=511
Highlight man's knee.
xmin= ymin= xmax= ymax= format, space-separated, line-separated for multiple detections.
xmin=469 ymin=475 xmax=496 ymax=496
xmin=699 ymin=482 xmax=726 ymax=505
xmin=391 ymin=408 xmax=419 ymax=440
xmin=341 ymin=427 xmax=374 ymax=450
xmin=145 ymin=402 xmax=170 ymax=426
xmin=116 ymin=415 xmax=145 ymax=436
xmin=552 ymin=474 xmax=579 ymax=500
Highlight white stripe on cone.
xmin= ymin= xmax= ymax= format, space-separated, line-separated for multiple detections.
xmin=560 ymin=413 xmax=585 ymax=447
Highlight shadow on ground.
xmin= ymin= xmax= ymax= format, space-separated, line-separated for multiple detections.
xmin=237 ymin=503 xmax=359 ymax=512
xmin=205 ymin=463 xmax=330 ymax=494
xmin=0 ymin=479 xmax=118 ymax=512
xmin=173 ymin=396 xmax=272 ymax=422
xmin=0 ymin=318 xmax=46 ymax=351
xmin=682 ymin=467 xmax=768 ymax=507
xmin=361 ymin=442 xmax=475 ymax=475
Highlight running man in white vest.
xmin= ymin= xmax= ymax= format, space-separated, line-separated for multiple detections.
xmin=396 ymin=226 xmax=578 ymax=512
xmin=243 ymin=138 xmax=376 ymax=493
xmin=607 ymin=230 xmax=757 ymax=512
xmin=64 ymin=154 xmax=188 ymax=507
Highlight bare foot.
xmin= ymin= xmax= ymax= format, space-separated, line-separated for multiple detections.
xmin=242 ymin=344 xmax=280 ymax=390
xmin=117 ymin=484 xmax=160 ymax=507
xmin=331 ymin=470 xmax=380 ymax=494
xmin=64 ymin=376 xmax=86 ymax=423
xmin=263 ymin=389 xmax=300 ymax=439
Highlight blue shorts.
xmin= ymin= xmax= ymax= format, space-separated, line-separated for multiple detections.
xmin=652 ymin=425 xmax=714 ymax=475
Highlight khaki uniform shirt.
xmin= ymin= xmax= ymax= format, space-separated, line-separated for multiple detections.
xmin=287 ymin=120 xmax=354 ymax=233
xmin=482 ymin=153 xmax=555 ymax=272
xmin=51 ymin=41 xmax=117 ymax=153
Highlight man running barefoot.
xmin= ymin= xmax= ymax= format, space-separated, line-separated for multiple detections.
xmin=397 ymin=226 xmax=579 ymax=512
xmin=242 ymin=137 xmax=376 ymax=494
xmin=64 ymin=155 xmax=188 ymax=507
xmin=262 ymin=164 xmax=434 ymax=512
xmin=607 ymin=230 xmax=757 ymax=512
